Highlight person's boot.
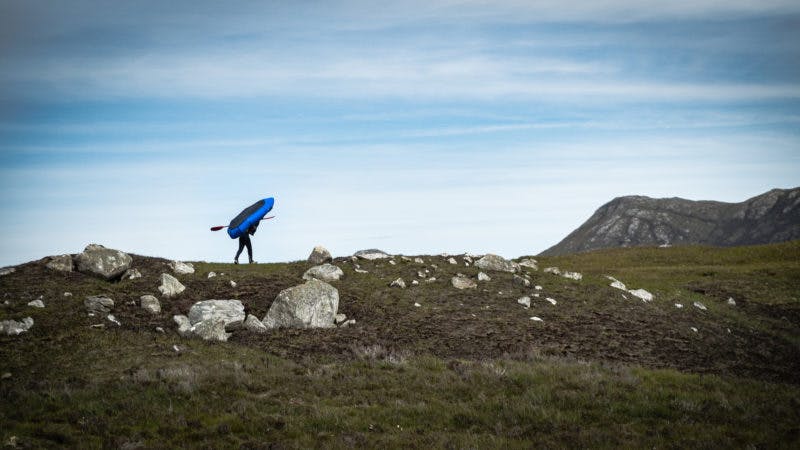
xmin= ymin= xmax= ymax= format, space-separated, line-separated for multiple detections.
xmin=249 ymin=259 xmax=256 ymax=264
xmin=234 ymin=259 xmax=239 ymax=264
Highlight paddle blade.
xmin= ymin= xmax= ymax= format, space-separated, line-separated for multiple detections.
xmin=210 ymin=226 xmax=227 ymax=231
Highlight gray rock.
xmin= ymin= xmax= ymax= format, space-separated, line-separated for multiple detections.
xmin=628 ymin=289 xmax=654 ymax=302
xmin=46 ymin=254 xmax=73 ymax=272
xmin=451 ymin=276 xmax=477 ymax=290
xmin=85 ymin=295 xmax=114 ymax=315
xmin=158 ymin=273 xmax=185 ymax=298
xmin=1 ymin=317 xmax=34 ymax=335
xmin=263 ymin=279 xmax=339 ymax=329
xmin=187 ymin=300 xmax=245 ymax=327
xmin=475 ymin=254 xmax=518 ymax=273
xmin=308 ymin=245 xmax=333 ymax=264
xmin=411 ymin=280 xmax=419 ymax=286
xmin=27 ymin=299 xmax=45 ymax=308
xmin=562 ymin=271 xmax=583 ymax=281
xmin=302 ymin=264 xmax=344 ymax=282
xmin=354 ymin=268 xmax=369 ymax=274
xmin=354 ymin=249 xmax=391 ymax=260
xmin=477 ymin=272 xmax=491 ymax=282
xmin=727 ymin=297 xmax=736 ymax=306
xmin=107 ymin=314 xmax=121 ymax=326
xmin=448 ymin=257 xmax=458 ymax=265
xmin=229 ymin=280 xmax=237 ymax=288
xmin=543 ymin=267 xmax=562 ymax=275
xmin=168 ymin=261 xmax=195 ymax=275
xmin=207 ymin=271 xmax=217 ymax=278
xmin=0 ymin=267 xmax=16 ymax=277
xmin=192 ymin=319 xmax=230 ymax=342
xmin=390 ymin=278 xmax=407 ymax=289
xmin=518 ymin=258 xmax=538 ymax=270
xmin=414 ymin=257 xmax=424 ymax=264
xmin=606 ymin=276 xmax=627 ymax=290
xmin=244 ymin=314 xmax=267 ymax=333
xmin=75 ymin=244 xmax=133 ymax=280
xmin=335 ymin=313 xmax=347 ymax=324
xmin=140 ymin=295 xmax=161 ymax=314
xmin=513 ymin=275 xmax=531 ymax=287
xmin=340 ymin=319 xmax=356 ymax=328
xmin=517 ymin=296 xmax=531 ymax=308
xmin=693 ymin=301 xmax=707 ymax=311
xmin=173 ymin=315 xmax=193 ymax=337
xmin=122 ymin=268 xmax=142 ymax=280
xmin=417 ymin=270 xmax=427 ymax=278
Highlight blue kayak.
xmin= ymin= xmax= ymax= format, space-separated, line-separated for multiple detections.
xmin=227 ymin=198 xmax=274 ymax=239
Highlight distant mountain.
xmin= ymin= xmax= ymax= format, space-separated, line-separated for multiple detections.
xmin=540 ymin=187 xmax=800 ymax=256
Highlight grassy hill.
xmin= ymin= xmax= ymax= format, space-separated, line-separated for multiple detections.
xmin=2 ymin=242 xmax=799 ymax=448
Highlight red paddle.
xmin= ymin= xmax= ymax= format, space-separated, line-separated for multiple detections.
xmin=210 ymin=216 xmax=275 ymax=231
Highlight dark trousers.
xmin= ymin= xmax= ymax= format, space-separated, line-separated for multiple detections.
xmin=235 ymin=234 xmax=252 ymax=262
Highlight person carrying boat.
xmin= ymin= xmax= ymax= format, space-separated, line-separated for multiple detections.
xmin=234 ymin=223 xmax=258 ymax=264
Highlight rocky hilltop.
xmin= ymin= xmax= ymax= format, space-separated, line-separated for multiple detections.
xmin=541 ymin=187 xmax=800 ymax=256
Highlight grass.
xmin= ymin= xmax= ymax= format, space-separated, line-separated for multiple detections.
xmin=1 ymin=241 xmax=799 ymax=448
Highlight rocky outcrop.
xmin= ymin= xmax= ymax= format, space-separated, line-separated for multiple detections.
xmin=354 ymin=249 xmax=391 ymax=260
xmin=302 ymin=264 xmax=344 ymax=282
xmin=1 ymin=317 xmax=33 ymax=335
xmin=451 ymin=276 xmax=477 ymax=290
xmin=474 ymin=254 xmax=518 ymax=273
xmin=46 ymin=254 xmax=73 ymax=272
xmin=187 ymin=300 xmax=245 ymax=327
xmin=140 ymin=295 xmax=161 ymax=314
xmin=0 ymin=267 xmax=15 ymax=276
xmin=158 ymin=274 xmax=185 ymax=297
xmin=263 ymin=279 xmax=339 ymax=329
xmin=168 ymin=261 xmax=195 ymax=275
xmin=122 ymin=268 xmax=142 ymax=280
xmin=85 ymin=295 xmax=114 ymax=315
xmin=542 ymin=187 xmax=800 ymax=256
xmin=75 ymin=244 xmax=133 ymax=280
xmin=308 ymin=246 xmax=333 ymax=264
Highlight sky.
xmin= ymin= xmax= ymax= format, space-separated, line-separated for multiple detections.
xmin=1 ymin=0 xmax=799 ymax=266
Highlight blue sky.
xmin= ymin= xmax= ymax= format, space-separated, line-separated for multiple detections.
xmin=1 ymin=0 xmax=799 ymax=266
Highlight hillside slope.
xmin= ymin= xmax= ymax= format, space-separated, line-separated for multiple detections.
xmin=1 ymin=242 xmax=799 ymax=447
xmin=541 ymin=187 xmax=800 ymax=256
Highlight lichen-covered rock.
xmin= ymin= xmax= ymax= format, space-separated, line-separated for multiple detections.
xmin=262 ymin=279 xmax=339 ymax=329
xmin=390 ymin=278 xmax=406 ymax=289
xmin=477 ymin=272 xmax=491 ymax=282
xmin=513 ymin=275 xmax=531 ymax=287
xmin=562 ymin=271 xmax=583 ymax=281
xmin=168 ymin=261 xmax=195 ymax=275
xmin=140 ymin=295 xmax=161 ymax=314
xmin=517 ymin=296 xmax=531 ymax=308
xmin=606 ymin=276 xmax=627 ymax=290
xmin=85 ymin=295 xmax=114 ymax=315
xmin=302 ymin=264 xmax=344 ymax=282
xmin=308 ymin=245 xmax=333 ymax=264
xmin=75 ymin=244 xmax=133 ymax=280
xmin=192 ymin=319 xmax=230 ymax=342
xmin=628 ymin=289 xmax=654 ymax=302
xmin=451 ymin=276 xmax=477 ymax=290
xmin=27 ymin=299 xmax=45 ymax=308
xmin=158 ymin=273 xmax=185 ymax=297
xmin=244 ymin=314 xmax=268 ymax=333
xmin=173 ymin=315 xmax=193 ymax=337
xmin=475 ymin=254 xmax=518 ymax=273
xmin=354 ymin=249 xmax=391 ymax=260
xmin=45 ymin=254 xmax=73 ymax=272
xmin=187 ymin=300 xmax=245 ymax=327
xmin=1 ymin=317 xmax=33 ymax=335
xmin=122 ymin=268 xmax=142 ymax=280
xmin=518 ymin=259 xmax=539 ymax=271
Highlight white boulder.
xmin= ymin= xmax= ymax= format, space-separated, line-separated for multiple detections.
xmin=168 ymin=261 xmax=195 ymax=275
xmin=308 ymin=245 xmax=333 ymax=264
xmin=390 ymin=278 xmax=407 ymax=289
xmin=187 ymin=300 xmax=246 ymax=327
xmin=1 ymin=317 xmax=34 ymax=335
xmin=517 ymin=296 xmax=531 ymax=308
xmin=263 ymin=279 xmax=339 ymax=329
xmin=302 ymin=264 xmax=344 ymax=282
xmin=477 ymin=272 xmax=491 ymax=282
xmin=75 ymin=244 xmax=133 ymax=280
xmin=354 ymin=249 xmax=391 ymax=260
xmin=46 ymin=254 xmax=73 ymax=272
xmin=158 ymin=273 xmax=185 ymax=297
xmin=451 ymin=276 xmax=477 ymax=290
xmin=475 ymin=254 xmax=518 ymax=273
xmin=140 ymin=295 xmax=161 ymax=314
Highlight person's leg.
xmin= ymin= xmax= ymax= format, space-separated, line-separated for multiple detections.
xmin=245 ymin=237 xmax=253 ymax=263
xmin=235 ymin=236 xmax=246 ymax=263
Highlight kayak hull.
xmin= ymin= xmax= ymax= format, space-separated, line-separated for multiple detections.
xmin=227 ymin=198 xmax=274 ymax=239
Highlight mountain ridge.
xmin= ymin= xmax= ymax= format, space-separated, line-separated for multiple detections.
xmin=540 ymin=187 xmax=800 ymax=256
